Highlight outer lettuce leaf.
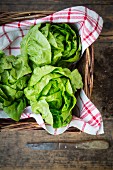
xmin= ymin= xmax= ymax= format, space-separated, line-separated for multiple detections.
xmin=31 ymin=99 xmax=53 ymax=125
xmin=70 ymin=69 xmax=83 ymax=92
xmin=12 ymin=55 xmax=31 ymax=79
xmin=0 ymin=52 xmax=16 ymax=74
xmin=3 ymin=98 xmax=26 ymax=121
xmin=21 ymin=24 xmax=51 ymax=67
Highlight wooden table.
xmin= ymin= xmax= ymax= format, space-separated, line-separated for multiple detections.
xmin=0 ymin=1 xmax=113 ymax=170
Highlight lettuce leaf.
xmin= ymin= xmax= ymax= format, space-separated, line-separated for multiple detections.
xmin=21 ymin=24 xmax=51 ymax=67
xmin=3 ymin=98 xmax=26 ymax=121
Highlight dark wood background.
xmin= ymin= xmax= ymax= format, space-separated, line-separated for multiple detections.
xmin=0 ymin=1 xmax=113 ymax=170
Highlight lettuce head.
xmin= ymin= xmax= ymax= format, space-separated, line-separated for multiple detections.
xmin=24 ymin=65 xmax=83 ymax=128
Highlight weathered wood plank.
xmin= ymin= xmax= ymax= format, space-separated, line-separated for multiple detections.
xmin=0 ymin=3 xmax=113 ymax=17
xmin=0 ymin=119 xmax=113 ymax=170
xmin=91 ymin=41 xmax=113 ymax=117
xmin=1 ymin=0 xmax=113 ymax=6
xmin=101 ymin=16 xmax=113 ymax=36
xmin=0 ymin=166 xmax=112 ymax=170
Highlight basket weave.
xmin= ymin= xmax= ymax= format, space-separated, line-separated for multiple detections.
xmin=0 ymin=11 xmax=94 ymax=131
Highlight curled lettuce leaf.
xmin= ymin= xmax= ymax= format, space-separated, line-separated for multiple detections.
xmin=21 ymin=24 xmax=51 ymax=67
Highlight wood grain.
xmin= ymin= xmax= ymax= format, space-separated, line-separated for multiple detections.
xmin=0 ymin=119 xmax=113 ymax=170
xmin=0 ymin=2 xmax=113 ymax=17
xmin=91 ymin=41 xmax=113 ymax=117
xmin=1 ymin=0 xmax=113 ymax=6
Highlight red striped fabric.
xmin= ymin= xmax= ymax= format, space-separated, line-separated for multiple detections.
xmin=0 ymin=6 xmax=103 ymax=56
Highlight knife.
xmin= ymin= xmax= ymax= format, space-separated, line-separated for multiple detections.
xmin=26 ymin=140 xmax=109 ymax=150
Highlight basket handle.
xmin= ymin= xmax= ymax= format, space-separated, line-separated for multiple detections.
xmin=84 ymin=45 xmax=94 ymax=99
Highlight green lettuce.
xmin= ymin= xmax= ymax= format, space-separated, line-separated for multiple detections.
xmin=24 ymin=65 xmax=83 ymax=128
xmin=20 ymin=23 xmax=81 ymax=67
xmin=0 ymin=51 xmax=31 ymax=121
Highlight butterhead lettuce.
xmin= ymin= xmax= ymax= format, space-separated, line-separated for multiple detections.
xmin=21 ymin=23 xmax=81 ymax=67
xmin=0 ymin=51 xmax=31 ymax=121
xmin=24 ymin=65 xmax=83 ymax=128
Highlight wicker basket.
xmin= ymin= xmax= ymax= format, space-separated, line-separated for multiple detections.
xmin=0 ymin=11 xmax=94 ymax=132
